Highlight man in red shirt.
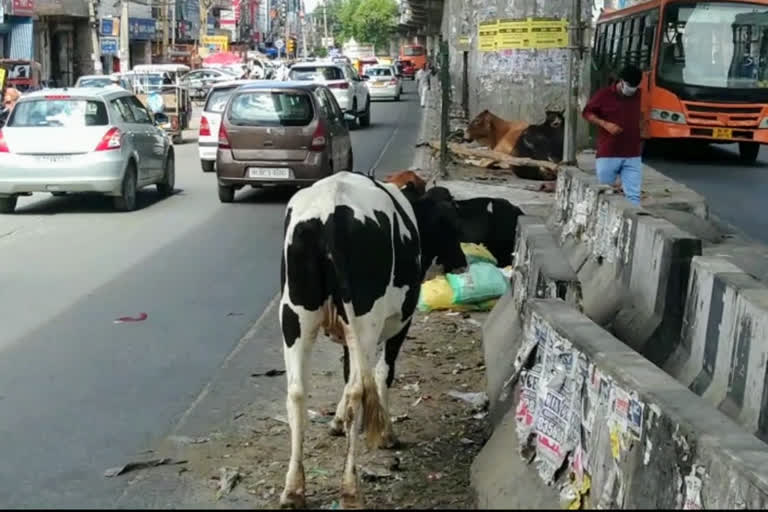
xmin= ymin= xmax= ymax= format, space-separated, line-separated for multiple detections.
xmin=582 ymin=65 xmax=644 ymax=205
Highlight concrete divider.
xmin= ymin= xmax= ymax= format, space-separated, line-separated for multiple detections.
xmin=484 ymin=215 xmax=581 ymax=422
xmin=473 ymin=298 xmax=768 ymax=509
xmin=663 ymin=256 xmax=768 ymax=443
xmin=547 ymin=166 xmax=702 ymax=367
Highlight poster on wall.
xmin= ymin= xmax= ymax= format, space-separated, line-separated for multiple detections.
xmin=496 ymin=18 xmax=529 ymax=49
xmin=0 ymin=68 xmax=6 ymax=91
xmin=478 ymin=20 xmax=498 ymax=52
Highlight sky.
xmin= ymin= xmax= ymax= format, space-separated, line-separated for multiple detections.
xmin=305 ymin=0 xmax=320 ymax=14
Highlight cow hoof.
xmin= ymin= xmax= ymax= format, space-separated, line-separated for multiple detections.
xmin=279 ymin=489 xmax=306 ymax=509
xmin=378 ymin=432 xmax=400 ymax=450
xmin=341 ymin=493 xmax=364 ymax=509
xmin=328 ymin=419 xmax=345 ymax=437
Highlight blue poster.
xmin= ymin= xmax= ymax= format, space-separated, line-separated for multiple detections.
xmin=100 ymin=37 xmax=118 ymax=55
xmin=129 ymin=18 xmax=156 ymax=40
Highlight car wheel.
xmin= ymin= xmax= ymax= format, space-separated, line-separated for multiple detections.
xmin=394 ymin=93 xmax=400 ymax=101
xmin=201 ymin=160 xmax=215 ymax=173
xmin=739 ymin=142 xmax=760 ymax=164
xmin=359 ymin=97 xmax=371 ymax=128
xmin=113 ymin=164 xmax=138 ymax=212
xmin=157 ymin=152 xmax=175 ymax=197
xmin=347 ymin=100 xmax=359 ymax=130
xmin=346 ymin=151 xmax=354 ymax=172
xmin=218 ymin=183 xmax=235 ymax=203
xmin=0 ymin=196 xmax=17 ymax=214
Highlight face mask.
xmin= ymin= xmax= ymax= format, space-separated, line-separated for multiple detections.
xmin=620 ymin=81 xmax=638 ymax=96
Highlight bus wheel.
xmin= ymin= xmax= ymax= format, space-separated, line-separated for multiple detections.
xmin=739 ymin=142 xmax=760 ymax=164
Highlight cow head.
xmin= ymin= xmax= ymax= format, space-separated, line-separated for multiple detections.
xmin=544 ymin=110 xmax=565 ymax=129
xmin=466 ymin=109 xmax=494 ymax=142
xmin=412 ymin=186 xmax=468 ymax=279
xmin=385 ymin=170 xmax=427 ymax=201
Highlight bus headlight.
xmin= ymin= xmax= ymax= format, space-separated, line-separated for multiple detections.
xmin=651 ymin=108 xmax=686 ymax=124
xmin=759 ymin=117 xmax=768 ymax=128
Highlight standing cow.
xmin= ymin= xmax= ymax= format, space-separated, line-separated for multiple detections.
xmin=279 ymin=171 xmax=467 ymax=509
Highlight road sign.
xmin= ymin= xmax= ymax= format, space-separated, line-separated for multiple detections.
xmin=275 ymin=39 xmax=284 ymax=49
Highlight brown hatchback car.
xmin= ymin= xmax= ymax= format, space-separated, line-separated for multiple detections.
xmin=216 ymin=81 xmax=353 ymax=202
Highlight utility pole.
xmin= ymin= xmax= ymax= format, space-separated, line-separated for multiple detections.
xmin=88 ymin=0 xmax=103 ymax=73
xmin=563 ymin=0 xmax=584 ymax=164
xmin=160 ymin=0 xmax=168 ymax=60
xmin=120 ymin=0 xmax=130 ymax=72
xmin=323 ymin=0 xmax=328 ymax=39
xmin=284 ymin=0 xmax=290 ymax=59
xmin=171 ymin=0 xmax=176 ymax=53
xmin=300 ymin=1 xmax=307 ymax=58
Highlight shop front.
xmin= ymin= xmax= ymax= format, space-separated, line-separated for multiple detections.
xmin=3 ymin=0 xmax=36 ymax=59
xmin=128 ymin=17 xmax=155 ymax=68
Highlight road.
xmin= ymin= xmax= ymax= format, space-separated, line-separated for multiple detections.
xmin=0 ymin=81 xmax=423 ymax=507
xmin=647 ymin=142 xmax=768 ymax=245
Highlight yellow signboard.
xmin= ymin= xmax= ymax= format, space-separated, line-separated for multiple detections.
xmin=201 ymin=35 xmax=229 ymax=52
xmin=490 ymin=17 xmax=569 ymax=50
xmin=478 ymin=20 xmax=498 ymax=52
xmin=0 ymin=68 xmax=5 ymax=90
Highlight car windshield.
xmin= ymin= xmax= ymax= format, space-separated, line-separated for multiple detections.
xmin=9 ymin=99 xmax=109 ymax=127
xmin=77 ymin=77 xmax=112 ymax=87
xmin=289 ymin=66 xmax=344 ymax=81
xmin=659 ymin=1 xmax=768 ymax=88
xmin=205 ymin=87 xmax=237 ymax=113
xmin=367 ymin=67 xmax=393 ymax=77
xmin=228 ymin=91 xmax=313 ymax=126
xmin=403 ymin=46 xmax=424 ymax=56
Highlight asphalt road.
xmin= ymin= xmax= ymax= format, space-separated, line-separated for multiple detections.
xmin=0 ymin=81 xmax=423 ymax=507
xmin=647 ymin=142 xmax=768 ymax=245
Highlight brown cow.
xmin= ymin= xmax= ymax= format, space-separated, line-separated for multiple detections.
xmin=385 ymin=170 xmax=427 ymax=200
xmin=466 ymin=109 xmax=529 ymax=155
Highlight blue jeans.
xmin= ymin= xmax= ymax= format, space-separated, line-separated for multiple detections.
xmin=595 ymin=157 xmax=643 ymax=205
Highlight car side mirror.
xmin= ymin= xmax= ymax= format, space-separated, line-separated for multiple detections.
xmin=154 ymin=112 xmax=169 ymax=125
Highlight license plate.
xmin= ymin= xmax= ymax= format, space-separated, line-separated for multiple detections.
xmin=37 ymin=154 xmax=72 ymax=163
xmin=713 ymin=128 xmax=733 ymax=140
xmin=372 ymin=83 xmax=385 ymax=88
xmin=248 ymin=167 xmax=291 ymax=179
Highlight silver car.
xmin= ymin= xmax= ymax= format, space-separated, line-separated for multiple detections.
xmin=365 ymin=65 xmax=401 ymax=101
xmin=0 ymin=87 xmax=175 ymax=213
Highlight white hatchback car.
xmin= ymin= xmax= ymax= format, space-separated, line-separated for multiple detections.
xmin=288 ymin=62 xmax=371 ymax=128
xmin=365 ymin=65 xmax=402 ymax=101
xmin=198 ymin=79 xmax=259 ymax=172
xmin=0 ymin=87 xmax=175 ymax=213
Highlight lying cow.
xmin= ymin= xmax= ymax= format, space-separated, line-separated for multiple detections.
xmin=424 ymin=187 xmax=523 ymax=267
xmin=279 ymin=171 xmax=467 ymax=509
xmin=513 ymin=110 xmax=565 ymax=180
xmin=466 ymin=109 xmax=529 ymax=155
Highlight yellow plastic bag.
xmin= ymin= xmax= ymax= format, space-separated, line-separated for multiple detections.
xmin=418 ymin=275 xmax=455 ymax=312
xmin=461 ymin=243 xmax=498 ymax=266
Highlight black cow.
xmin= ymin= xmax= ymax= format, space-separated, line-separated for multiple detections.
xmin=278 ymin=171 xmax=467 ymax=509
xmin=513 ymin=110 xmax=565 ymax=180
xmin=425 ymin=187 xmax=523 ymax=267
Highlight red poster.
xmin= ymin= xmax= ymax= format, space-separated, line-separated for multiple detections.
xmin=11 ymin=0 xmax=35 ymax=17
xmin=232 ymin=0 xmax=242 ymax=24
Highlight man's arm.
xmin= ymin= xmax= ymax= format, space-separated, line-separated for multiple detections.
xmin=582 ymin=89 xmax=623 ymax=135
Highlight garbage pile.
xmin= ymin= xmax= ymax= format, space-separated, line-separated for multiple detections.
xmin=418 ymin=243 xmax=512 ymax=312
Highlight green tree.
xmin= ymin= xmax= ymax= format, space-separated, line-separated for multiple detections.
xmin=316 ymin=0 xmax=398 ymax=52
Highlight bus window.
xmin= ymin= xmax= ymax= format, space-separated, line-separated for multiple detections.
xmin=606 ymin=23 xmax=616 ymax=65
xmin=629 ymin=16 xmax=644 ymax=67
xmin=640 ymin=10 xmax=659 ymax=70
xmin=610 ymin=21 xmax=624 ymax=66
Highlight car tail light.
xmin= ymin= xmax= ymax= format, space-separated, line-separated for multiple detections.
xmin=310 ymin=122 xmax=327 ymax=151
xmin=329 ymin=82 xmax=350 ymax=90
xmin=0 ymin=131 xmax=9 ymax=153
xmin=199 ymin=115 xmax=211 ymax=136
xmin=389 ymin=79 xmax=398 ymax=85
xmin=219 ymin=123 xmax=231 ymax=149
xmin=94 ymin=127 xmax=121 ymax=151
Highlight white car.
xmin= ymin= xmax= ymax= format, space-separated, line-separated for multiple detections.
xmin=288 ymin=62 xmax=371 ymax=128
xmin=198 ymin=79 xmax=259 ymax=172
xmin=364 ymin=65 xmax=402 ymax=101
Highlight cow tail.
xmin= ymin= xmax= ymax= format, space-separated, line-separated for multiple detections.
xmin=361 ymin=373 xmax=388 ymax=448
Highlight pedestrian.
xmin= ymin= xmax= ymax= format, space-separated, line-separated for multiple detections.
xmin=582 ymin=65 xmax=644 ymax=205
xmin=0 ymin=87 xmax=21 ymax=128
xmin=416 ymin=64 xmax=430 ymax=108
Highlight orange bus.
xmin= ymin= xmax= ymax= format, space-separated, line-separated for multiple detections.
xmin=593 ymin=0 xmax=768 ymax=162
xmin=399 ymin=44 xmax=427 ymax=70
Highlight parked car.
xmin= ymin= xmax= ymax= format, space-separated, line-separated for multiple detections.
xmin=288 ymin=62 xmax=371 ymax=128
xmin=198 ymin=79 xmax=260 ymax=172
xmin=216 ymin=81 xmax=353 ymax=202
xmin=365 ymin=65 xmax=401 ymax=101
xmin=0 ymin=87 xmax=175 ymax=213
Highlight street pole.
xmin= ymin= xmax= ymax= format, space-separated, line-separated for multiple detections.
xmin=323 ymin=0 xmax=328 ymax=39
xmin=88 ymin=0 xmax=103 ymax=73
xmin=563 ymin=0 xmax=583 ymax=164
xmin=120 ymin=0 xmax=130 ymax=72
xmin=439 ymin=38 xmax=449 ymax=177
xmin=171 ymin=0 xmax=176 ymax=53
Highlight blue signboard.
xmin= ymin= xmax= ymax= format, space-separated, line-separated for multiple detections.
xmin=128 ymin=17 xmax=156 ymax=40
xmin=101 ymin=36 xmax=118 ymax=55
xmin=100 ymin=18 xmax=116 ymax=36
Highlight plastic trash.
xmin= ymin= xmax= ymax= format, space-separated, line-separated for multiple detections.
xmin=446 ymin=262 xmax=510 ymax=305
xmin=460 ymin=242 xmax=498 ymax=265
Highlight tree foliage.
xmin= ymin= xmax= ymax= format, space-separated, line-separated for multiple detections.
xmin=319 ymin=0 xmax=398 ymax=51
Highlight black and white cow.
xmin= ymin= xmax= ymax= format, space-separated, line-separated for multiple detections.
xmin=279 ymin=171 xmax=467 ymax=509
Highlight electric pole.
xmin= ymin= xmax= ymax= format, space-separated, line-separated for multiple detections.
xmin=161 ymin=0 xmax=169 ymax=60
xmin=120 ymin=0 xmax=130 ymax=72
xmin=323 ymin=0 xmax=328 ymax=40
xmin=171 ymin=0 xmax=176 ymax=52
xmin=88 ymin=0 xmax=103 ymax=73
xmin=563 ymin=0 xmax=584 ymax=164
